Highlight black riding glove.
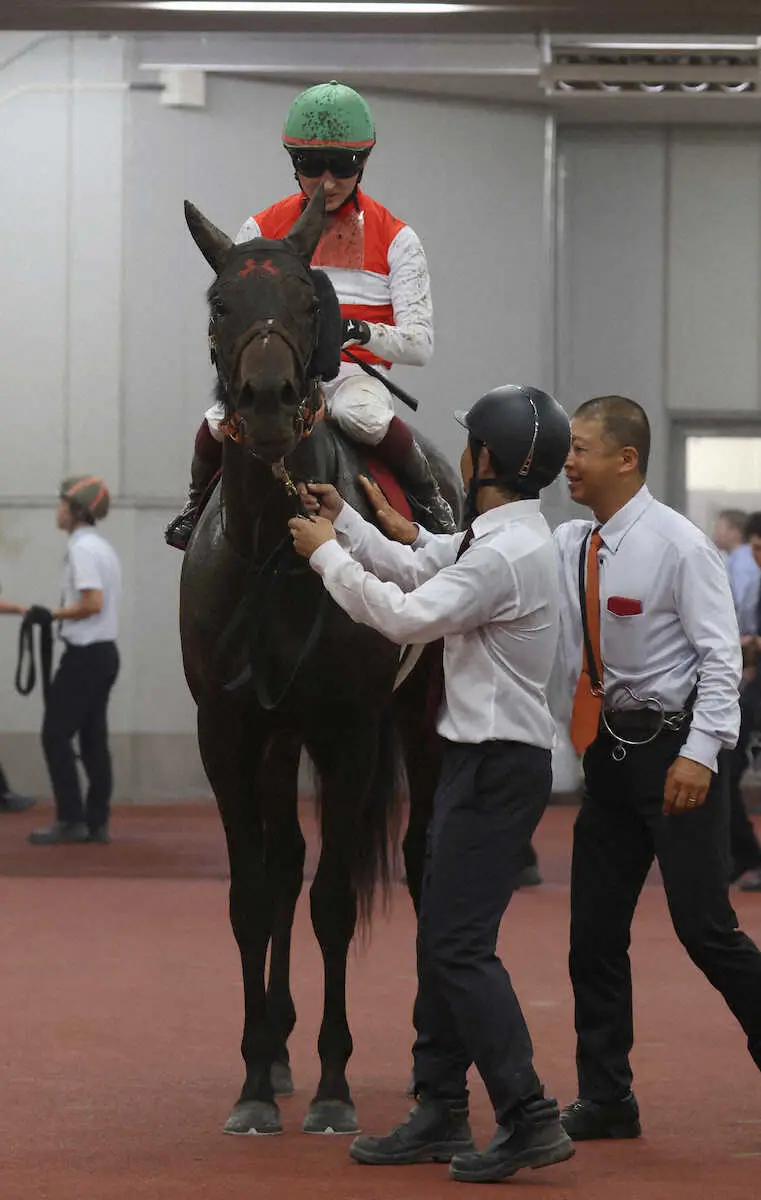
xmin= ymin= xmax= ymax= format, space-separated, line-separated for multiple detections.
xmin=341 ymin=318 xmax=371 ymax=347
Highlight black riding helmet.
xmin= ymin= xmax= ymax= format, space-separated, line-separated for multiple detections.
xmin=455 ymin=385 xmax=571 ymax=500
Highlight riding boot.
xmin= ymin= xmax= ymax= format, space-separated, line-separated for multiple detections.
xmin=164 ymin=422 xmax=223 ymax=551
xmin=374 ymin=417 xmax=457 ymax=534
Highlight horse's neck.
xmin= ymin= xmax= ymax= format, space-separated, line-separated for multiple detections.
xmin=220 ymin=424 xmax=360 ymax=560
xmin=221 ymin=440 xmax=292 ymax=561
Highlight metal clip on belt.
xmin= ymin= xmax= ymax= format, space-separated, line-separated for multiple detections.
xmin=601 ymin=687 xmax=689 ymax=761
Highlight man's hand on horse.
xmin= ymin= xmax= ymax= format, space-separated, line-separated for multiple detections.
xmin=300 ymin=482 xmax=344 ymax=522
xmin=289 ymin=515 xmax=336 ymax=559
xmin=359 ymin=475 xmax=419 ymax=545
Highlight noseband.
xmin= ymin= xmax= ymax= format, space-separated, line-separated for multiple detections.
xmin=210 ymin=301 xmax=322 ymax=448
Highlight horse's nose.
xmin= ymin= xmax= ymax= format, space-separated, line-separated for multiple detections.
xmin=238 ymin=379 xmax=299 ymax=414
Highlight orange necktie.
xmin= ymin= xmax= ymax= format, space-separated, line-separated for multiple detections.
xmin=570 ymin=530 xmax=603 ymax=755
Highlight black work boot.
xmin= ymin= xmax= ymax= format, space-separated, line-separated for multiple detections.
xmin=450 ymin=1096 xmax=574 ymax=1183
xmin=27 ymin=821 xmax=90 ymax=846
xmin=349 ymin=1097 xmax=474 ymax=1165
xmin=0 ymin=789 xmax=36 ymax=813
xmin=164 ymin=450 xmax=221 ymax=551
xmin=560 ymin=1092 xmax=641 ymax=1141
xmin=399 ymin=440 xmax=457 ymax=534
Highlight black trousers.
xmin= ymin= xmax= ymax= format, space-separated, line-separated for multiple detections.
xmin=571 ymin=728 xmax=761 ymax=1102
xmin=42 ymin=642 xmax=119 ymax=830
xmin=728 ymin=675 xmax=761 ymax=875
xmin=412 ymin=738 xmax=551 ymax=1123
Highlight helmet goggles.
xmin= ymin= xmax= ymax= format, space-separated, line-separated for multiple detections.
xmin=288 ymin=148 xmax=368 ymax=179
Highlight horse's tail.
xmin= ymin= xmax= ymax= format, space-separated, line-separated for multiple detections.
xmin=353 ymin=706 xmax=405 ymax=930
xmin=309 ymin=704 xmax=405 ymax=932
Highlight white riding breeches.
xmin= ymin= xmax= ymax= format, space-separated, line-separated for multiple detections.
xmin=204 ymin=361 xmax=395 ymax=446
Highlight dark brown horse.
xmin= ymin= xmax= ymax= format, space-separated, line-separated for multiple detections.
xmin=180 ymin=188 xmax=461 ymax=1137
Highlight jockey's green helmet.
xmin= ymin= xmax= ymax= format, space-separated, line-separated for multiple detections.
xmin=282 ymin=81 xmax=376 ymax=152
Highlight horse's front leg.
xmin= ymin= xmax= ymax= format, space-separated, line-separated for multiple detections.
xmin=301 ymin=715 xmax=396 ymax=1135
xmin=263 ymin=731 xmax=306 ymax=1098
xmin=197 ymin=697 xmax=281 ymax=1135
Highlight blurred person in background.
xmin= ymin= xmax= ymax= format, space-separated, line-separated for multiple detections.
xmin=726 ymin=510 xmax=761 ymax=892
xmin=25 ymin=477 xmax=122 ymax=847
xmin=713 ymin=508 xmax=760 ymax=615
xmin=0 ymin=593 xmax=36 ymax=811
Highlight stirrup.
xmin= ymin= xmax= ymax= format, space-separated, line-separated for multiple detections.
xmin=164 ymin=506 xmax=199 ymax=551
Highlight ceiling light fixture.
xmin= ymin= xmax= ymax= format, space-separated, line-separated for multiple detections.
xmin=119 ymin=2 xmax=490 ymax=13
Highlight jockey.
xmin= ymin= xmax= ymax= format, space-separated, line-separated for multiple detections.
xmin=165 ymin=79 xmax=456 ymax=550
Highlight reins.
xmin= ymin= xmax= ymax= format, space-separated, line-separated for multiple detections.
xmin=217 ymin=534 xmax=329 ymax=711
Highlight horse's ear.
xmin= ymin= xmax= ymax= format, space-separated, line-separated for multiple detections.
xmin=282 ymin=185 xmax=326 ymax=264
xmin=184 ymin=201 xmax=234 ymax=274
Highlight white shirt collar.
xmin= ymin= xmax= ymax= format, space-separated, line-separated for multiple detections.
xmin=471 ymin=498 xmax=541 ymax=538
xmin=598 ymin=485 xmax=653 ymax=553
xmin=68 ymin=525 xmax=93 ymax=546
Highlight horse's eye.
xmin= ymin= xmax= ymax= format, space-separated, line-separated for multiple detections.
xmin=210 ymin=298 xmax=227 ymax=319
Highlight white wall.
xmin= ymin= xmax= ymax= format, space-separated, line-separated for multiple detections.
xmin=0 ymin=34 xmax=553 ymax=797
xmin=555 ymin=125 xmax=761 ymax=519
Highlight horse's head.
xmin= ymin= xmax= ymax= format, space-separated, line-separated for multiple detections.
xmin=185 ymin=188 xmax=328 ymax=463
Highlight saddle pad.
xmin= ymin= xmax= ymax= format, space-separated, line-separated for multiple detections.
xmin=361 ymin=453 xmax=413 ymax=521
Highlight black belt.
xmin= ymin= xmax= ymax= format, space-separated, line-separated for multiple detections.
xmin=602 ymin=708 xmax=689 ymax=735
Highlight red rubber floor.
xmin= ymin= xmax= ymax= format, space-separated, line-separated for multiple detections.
xmin=1 ymin=803 xmax=760 ymax=1199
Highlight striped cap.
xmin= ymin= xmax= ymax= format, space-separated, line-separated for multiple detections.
xmin=60 ymin=475 xmax=110 ymax=521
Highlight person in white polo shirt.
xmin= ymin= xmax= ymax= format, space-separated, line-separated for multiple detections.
xmin=28 ymin=476 xmax=121 ymax=846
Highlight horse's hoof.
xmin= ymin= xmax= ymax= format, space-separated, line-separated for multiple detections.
xmin=270 ymin=1061 xmax=295 ymax=1097
xmin=223 ymin=1100 xmax=283 ymax=1136
xmin=302 ymin=1099 xmax=360 ymax=1135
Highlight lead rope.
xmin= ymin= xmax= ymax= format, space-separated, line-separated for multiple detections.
xmin=15 ymin=608 xmax=54 ymax=704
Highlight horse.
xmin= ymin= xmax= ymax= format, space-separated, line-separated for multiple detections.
xmin=179 ymin=186 xmax=462 ymax=1137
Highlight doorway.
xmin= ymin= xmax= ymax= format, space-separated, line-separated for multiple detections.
xmin=669 ymin=419 xmax=761 ymax=535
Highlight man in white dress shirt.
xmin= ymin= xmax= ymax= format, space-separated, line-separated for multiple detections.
xmin=289 ymin=385 xmax=574 ymax=1184
xmin=27 ymin=477 xmax=121 ymax=846
xmin=554 ymin=395 xmax=761 ymax=1141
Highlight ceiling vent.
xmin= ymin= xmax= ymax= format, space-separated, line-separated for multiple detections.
xmin=542 ymin=41 xmax=760 ymax=96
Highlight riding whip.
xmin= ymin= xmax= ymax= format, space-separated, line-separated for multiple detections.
xmin=342 ymin=348 xmax=419 ymax=413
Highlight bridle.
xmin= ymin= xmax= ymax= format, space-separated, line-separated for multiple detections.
xmin=208 ymin=283 xmax=323 ymax=451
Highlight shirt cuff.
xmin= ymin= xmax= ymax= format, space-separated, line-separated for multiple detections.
xmin=309 ymin=539 xmax=351 ymax=577
xmin=412 ymin=526 xmax=431 ymax=549
xmin=363 ymin=325 xmax=389 ymax=358
xmin=333 ymin=503 xmax=364 ymax=539
xmin=679 ymin=729 xmax=721 ymax=774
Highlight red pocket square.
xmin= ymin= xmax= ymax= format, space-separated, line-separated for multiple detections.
xmin=608 ymin=596 xmax=643 ymax=617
